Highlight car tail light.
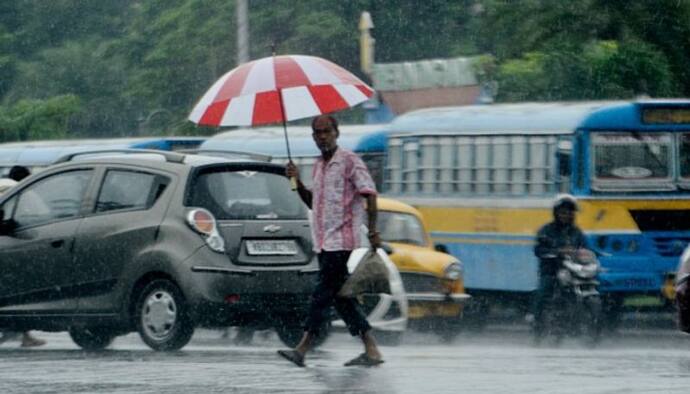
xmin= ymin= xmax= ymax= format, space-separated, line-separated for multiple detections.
xmin=186 ymin=208 xmax=225 ymax=253
xmin=189 ymin=209 xmax=215 ymax=234
xmin=225 ymin=294 xmax=241 ymax=304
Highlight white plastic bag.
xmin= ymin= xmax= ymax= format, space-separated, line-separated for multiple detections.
xmin=338 ymin=249 xmax=392 ymax=297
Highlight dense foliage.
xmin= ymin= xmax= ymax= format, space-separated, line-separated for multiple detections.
xmin=1 ymin=0 xmax=689 ymax=141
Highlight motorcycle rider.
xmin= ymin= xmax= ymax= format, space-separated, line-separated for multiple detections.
xmin=532 ymin=194 xmax=587 ymax=342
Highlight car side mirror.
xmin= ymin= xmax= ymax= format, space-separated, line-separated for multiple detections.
xmin=434 ymin=243 xmax=449 ymax=254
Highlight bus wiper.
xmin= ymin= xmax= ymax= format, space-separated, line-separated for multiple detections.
xmin=630 ymin=131 xmax=667 ymax=172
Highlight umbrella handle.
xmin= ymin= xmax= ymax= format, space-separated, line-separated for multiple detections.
xmin=290 ymin=176 xmax=298 ymax=191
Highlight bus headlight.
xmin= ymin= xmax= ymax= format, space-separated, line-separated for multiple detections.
xmin=626 ymin=239 xmax=639 ymax=253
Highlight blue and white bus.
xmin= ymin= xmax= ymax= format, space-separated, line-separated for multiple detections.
xmin=382 ymin=100 xmax=690 ymax=320
xmin=0 ymin=136 xmax=205 ymax=177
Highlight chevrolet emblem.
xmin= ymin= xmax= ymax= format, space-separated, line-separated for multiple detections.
xmin=263 ymin=224 xmax=281 ymax=233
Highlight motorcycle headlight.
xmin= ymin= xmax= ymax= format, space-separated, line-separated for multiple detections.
xmin=444 ymin=261 xmax=463 ymax=281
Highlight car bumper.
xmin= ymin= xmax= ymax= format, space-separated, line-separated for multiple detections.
xmin=186 ymin=265 xmax=319 ymax=326
xmin=406 ymin=292 xmax=471 ymax=302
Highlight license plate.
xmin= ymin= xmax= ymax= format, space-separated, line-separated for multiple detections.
xmin=246 ymin=240 xmax=298 ymax=255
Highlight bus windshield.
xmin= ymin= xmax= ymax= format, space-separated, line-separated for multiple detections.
xmin=681 ymin=133 xmax=690 ymax=181
xmin=591 ymin=132 xmax=673 ymax=190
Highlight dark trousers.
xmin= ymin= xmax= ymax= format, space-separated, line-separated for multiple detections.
xmin=304 ymin=250 xmax=372 ymax=337
xmin=532 ymin=274 xmax=557 ymax=336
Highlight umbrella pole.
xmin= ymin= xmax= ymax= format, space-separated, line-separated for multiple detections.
xmin=277 ymin=88 xmax=297 ymax=190
xmin=282 ymin=118 xmax=297 ymax=191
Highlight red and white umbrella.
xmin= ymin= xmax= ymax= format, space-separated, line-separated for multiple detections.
xmin=189 ymin=54 xmax=374 ymax=127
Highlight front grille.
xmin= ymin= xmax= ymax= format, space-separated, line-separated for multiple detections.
xmin=630 ymin=210 xmax=690 ymax=231
xmin=652 ymin=236 xmax=690 ymax=257
xmin=399 ymin=272 xmax=443 ymax=293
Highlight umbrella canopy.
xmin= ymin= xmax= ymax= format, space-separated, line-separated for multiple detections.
xmin=189 ymin=55 xmax=374 ymax=127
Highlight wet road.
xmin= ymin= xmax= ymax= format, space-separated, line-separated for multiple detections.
xmin=0 ymin=326 xmax=689 ymax=394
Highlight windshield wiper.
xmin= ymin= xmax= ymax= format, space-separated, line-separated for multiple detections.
xmin=630 ymin=131 xmax=667 ymax=172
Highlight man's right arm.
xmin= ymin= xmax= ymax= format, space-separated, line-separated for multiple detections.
xmin=286 ymin=162 xmax=312 ymax=208
xmin=295 ymin=179 xmax=312 ymax=209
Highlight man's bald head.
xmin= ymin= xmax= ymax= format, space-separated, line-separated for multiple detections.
xmin=312 ymin=115 xmax=339 ymax=137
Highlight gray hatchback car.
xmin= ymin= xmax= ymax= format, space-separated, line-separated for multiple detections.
xmin=0 ymin=150 xmax=319 ymax=350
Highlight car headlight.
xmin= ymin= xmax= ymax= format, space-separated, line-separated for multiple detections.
xmin=444 ymin=261 xmax=463 ymax=281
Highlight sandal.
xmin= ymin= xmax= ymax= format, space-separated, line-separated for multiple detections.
xmin=20 ymin=336 xmax=46 ymax=348
xmin=344 ymin=353 xmax=384 ymax=367
xmin=277 ymin=349 xmax=305 ymax=367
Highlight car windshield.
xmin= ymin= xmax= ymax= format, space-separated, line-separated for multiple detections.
xmin=187 ymin=169 xmax=308 ymax=220
xmin=591 ymin=132 xmax=672 ymax=187
xmin=377 ymin=210 xmax=427 ymax=247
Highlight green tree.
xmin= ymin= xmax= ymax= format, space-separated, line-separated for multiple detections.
xmin=495 ymin=39 xmax=676 ymax=102
xmin=0 ymin=94 xmax=81 ymax=142
xmin=7 ymin=39 xmax=134 ymax=138
xmin=122 ymin=0 xmax=236 ymax=134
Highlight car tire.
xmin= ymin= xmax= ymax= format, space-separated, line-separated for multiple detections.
xmin=462 ymin=296 xmax=490 ymax=332
xmin=69 ymin=327 xmax=116 ymax=351
xmin=436 ymin=317 xmax=463 ymax=343
xmin=135 ymin=279 xmax=195 ymax=351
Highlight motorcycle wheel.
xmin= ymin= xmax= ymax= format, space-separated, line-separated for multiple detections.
xmin=582 ymin=296 xmax=603 ymax=346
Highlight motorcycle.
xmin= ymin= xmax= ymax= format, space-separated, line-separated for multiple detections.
xmin=541 ymin=248 xmax=603 ymax=345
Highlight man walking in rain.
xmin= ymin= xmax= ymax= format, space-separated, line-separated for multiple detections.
xmin=278 ymin=115 xmax=384 ymax=367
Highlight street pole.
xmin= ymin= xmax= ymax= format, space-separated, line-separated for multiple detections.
xmin=359 ymin=11 xmax=375 ymax=76
xmin=236 ymin=0 xmax=249 ymax=65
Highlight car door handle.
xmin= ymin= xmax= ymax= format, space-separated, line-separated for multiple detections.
xmin=51 ymin=240 xmax=65 ymax=248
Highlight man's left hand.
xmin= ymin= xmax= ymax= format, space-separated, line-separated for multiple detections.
xmin=368 ymin=231 xmax=382 ymax=250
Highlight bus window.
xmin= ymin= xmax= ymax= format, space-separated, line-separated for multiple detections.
xmin=438 ymin=137 xmax=454 ymax=194
xmin=385 ymin=133 xmax=559 ymax=196
xmin=510 ymin=136 xmax=528 ymax=195
xmin=456 ymin=137 xmax=473 ymax=194
xmin=493 ymin=136 xmax=510 ymax=194
xmin=475 ymin=137 xmax=490 ymax=194
xmin=556 ymin=139 xmax=572 ymax=193
xmin=403 ymin=141 xmax=419 ymax=193
xmin=386 ymin=139 xmax=403 ymax=194
xmin=421 ymin=137 xmax=435 ymax=194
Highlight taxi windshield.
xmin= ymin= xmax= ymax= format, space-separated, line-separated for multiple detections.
xmin=377 ymin=211 xmax=427 ymax=247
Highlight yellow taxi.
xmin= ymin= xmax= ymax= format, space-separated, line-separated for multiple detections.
xmin=377 ymin=197 xmax=470 ymax=340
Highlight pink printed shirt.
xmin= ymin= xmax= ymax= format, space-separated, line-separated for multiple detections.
xmin=310 ymin=148 xmax=377 ymax=252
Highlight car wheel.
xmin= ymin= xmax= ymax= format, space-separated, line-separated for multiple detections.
xmin=69 ymin=327 xmax=115 ymax=350
xmin=436 ymin=317 xmax=463 ymax=343
xmin=462 ymin=296 xmax=490 ymax=332
xmin=135 ymin=279 xmax=194 ymax=351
